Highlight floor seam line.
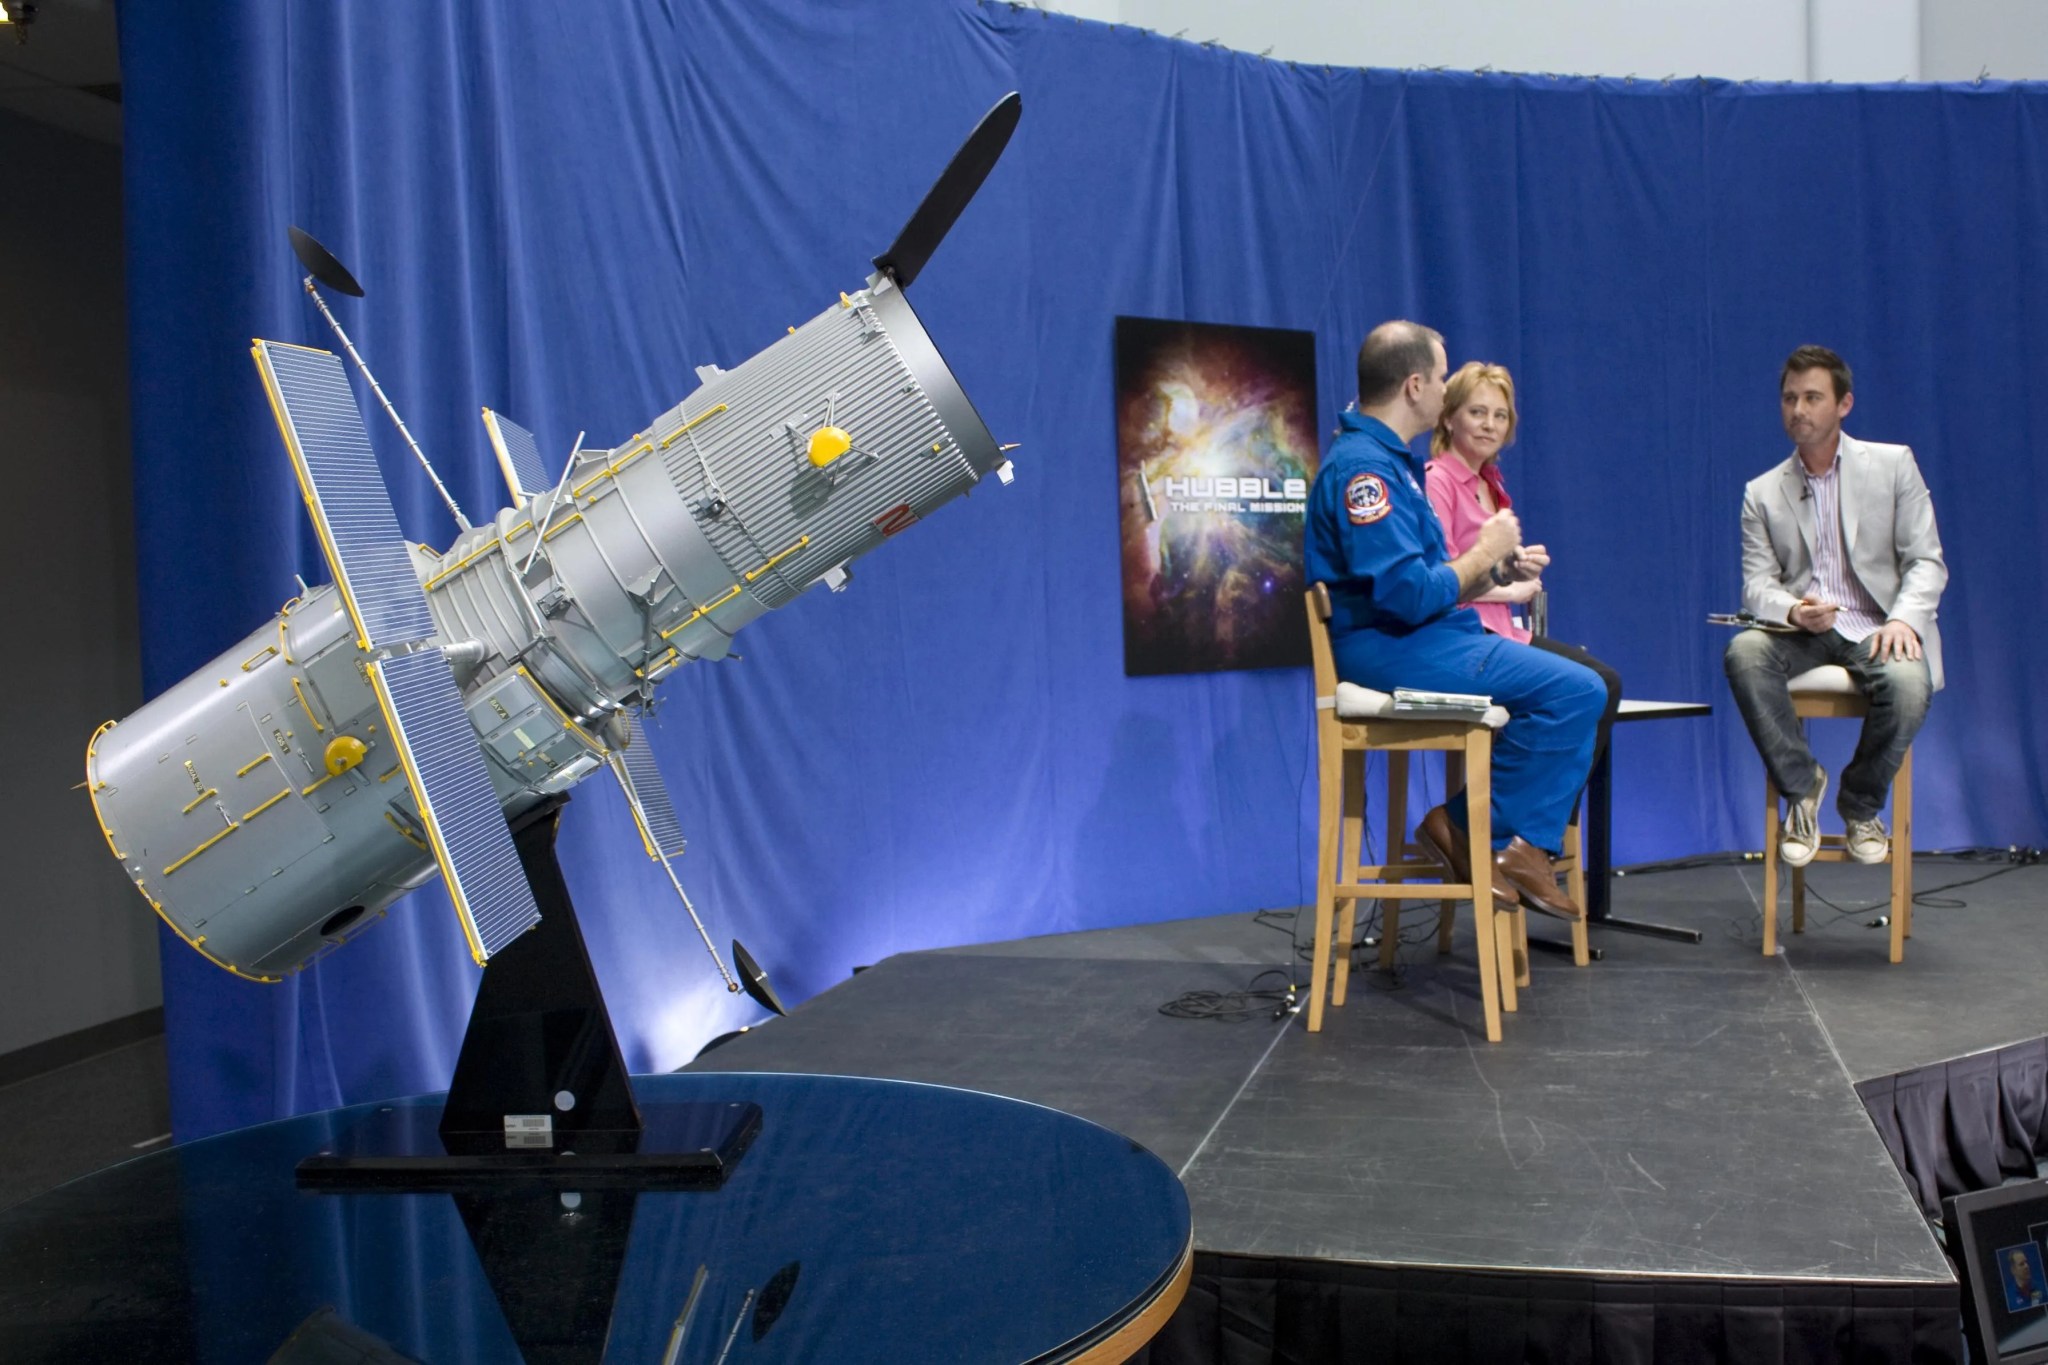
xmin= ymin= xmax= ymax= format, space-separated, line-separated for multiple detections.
xmin=1178 ymin=1014 xmax=1294 ymax=1181
xmin=1734 ymin=863 xmax=1855 ymax=1081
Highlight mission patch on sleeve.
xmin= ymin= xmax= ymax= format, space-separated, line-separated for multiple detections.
xmin=1345 ymin=472 xmax=1391 ymax=525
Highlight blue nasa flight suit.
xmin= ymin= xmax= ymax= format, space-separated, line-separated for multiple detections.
xmin=1304 ymin=411 xmax=1604 ymax=853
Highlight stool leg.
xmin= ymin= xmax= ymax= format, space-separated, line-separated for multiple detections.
xmin=1792 ymin=867 xmax=1805 ymax=934
xmin=1307 ymin=888 xmax=1337 ymax=1033
xmin=1497 ymin=908 xmax=1521 ymax=1012
xmin=1449 ymin=740 xmax=1515 ymax=1010
xmin=1475 ymin=741 xmax=1517 ymax=1016
xmin=1379 ymin=752 xmax=1405 ymax=973
xmin=1385 ymin=749 xmax=1411 ymax=857
xmin=1565 ymin=813 xmax=1590 ymax=967
xmin=1307 ymin=722 xmax=1342 ymax=1033
xmin=1333 ymin=897 xmax=1358 ymax=1004
xmin=1466 ymin=733 xmax=1503 ymax=1042
xmin=1336 ymin=752 xmax=1367 ymax=1002
xmin=1439 ymin=749 xmax=1462 ymax=948
xmin=1891 ymin=745 xmax=1914 ymax=962
xmin=1513 ymin=907 xmax=1531 ymax=990
xmin=1763 ymin=777 xmax=1780 ymax=957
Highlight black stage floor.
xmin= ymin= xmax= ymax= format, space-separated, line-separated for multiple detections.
xmin=686 ymin=859 xmax=2048 ymax=1296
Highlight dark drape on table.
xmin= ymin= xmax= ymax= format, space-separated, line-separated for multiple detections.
xmin=1134 ymin=1254 xmax=1962 ymax=1364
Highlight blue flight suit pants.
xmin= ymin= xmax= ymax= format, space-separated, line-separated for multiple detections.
xmin=1332 ymin=625 xmax=1606 ymax=855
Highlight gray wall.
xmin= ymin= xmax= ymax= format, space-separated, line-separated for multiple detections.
xmin=1923 ymin=0 xmax=2048 ymax=80
xmin=1048 ymin=0 xmax=2048 ymax=82
xmin=0 ymin=107 xmax=157 ymax=1057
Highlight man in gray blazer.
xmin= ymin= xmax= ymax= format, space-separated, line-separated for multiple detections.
xmin=1725 ymin=345 xmax=1946 ymax=869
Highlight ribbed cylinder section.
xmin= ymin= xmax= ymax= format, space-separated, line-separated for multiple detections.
xmin=654 ymin=283 xmax=997 ymax=614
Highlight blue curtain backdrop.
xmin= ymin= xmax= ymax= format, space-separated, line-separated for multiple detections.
xmin=119 ymin=1 xmax=2048 ymax=1139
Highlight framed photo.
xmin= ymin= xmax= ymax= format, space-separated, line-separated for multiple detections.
xmin=1114 ymin=316 xmax=1318 ymax=676
xmin=2003 ymin=1242 xmax=2048 ymax=1314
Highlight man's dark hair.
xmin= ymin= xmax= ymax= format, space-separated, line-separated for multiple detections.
xmin=1356 ymin=321 xmax=1444 ymax=407
xmin=1781 ymin=345 xmax=1852 ymax=400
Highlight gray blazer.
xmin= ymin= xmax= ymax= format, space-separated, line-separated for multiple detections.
xmin=1739 ymin=432 xmax=1948 ymax=690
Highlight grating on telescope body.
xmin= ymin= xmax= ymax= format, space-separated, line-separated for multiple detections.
xmin=620 ymin=715 xmax=688 ymax=860
xmin=373 ymin=649 xmax=541 ymax=961
xmin=254 ymin=342 xmax=438 ymax=650
xmin=483 ymin=408 xmax=551 ymax=506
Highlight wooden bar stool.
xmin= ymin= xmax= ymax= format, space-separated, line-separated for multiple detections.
xmin=1304 ymin=587 xmax=1588 ymax=1042
xmin=1760 ymin=665 xmax=1914 ymax=961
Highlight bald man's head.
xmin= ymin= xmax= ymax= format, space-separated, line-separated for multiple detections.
xmin=1356 ymin=321 xmax=1446 ymax=409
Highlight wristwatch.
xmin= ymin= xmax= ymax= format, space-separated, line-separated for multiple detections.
xmin=1489 ymin=561 xmax=1513 ymax=587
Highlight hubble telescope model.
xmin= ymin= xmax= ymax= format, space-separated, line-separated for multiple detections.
xmin=86 ymin=96 xmax=1023 ymax=989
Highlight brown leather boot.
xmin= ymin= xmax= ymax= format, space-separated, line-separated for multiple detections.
xmin=1492 ymin=838 xmax=1582 ymax=920
xmin=1415 ymin=805 xmax=1519 ymax=907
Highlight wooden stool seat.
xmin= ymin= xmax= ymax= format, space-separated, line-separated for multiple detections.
xmin=1760 ymin=666 xmax=1915 ymax=961
xmin=1333 ymin=680 xmax=1512 ymax=729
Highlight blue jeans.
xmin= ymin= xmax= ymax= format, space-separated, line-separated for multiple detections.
xmin=1333 ymin=622 xmax=1606 ymax=854
xmin=1722 ymin=628 xmax=1932 ymax=821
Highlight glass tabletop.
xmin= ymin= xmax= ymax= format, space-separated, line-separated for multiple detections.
xmin=0 ymin=1071 xmax=1191 ymax=1364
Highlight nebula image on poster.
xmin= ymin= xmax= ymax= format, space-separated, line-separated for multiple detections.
xmin=1115 ymin=317 xmax=1318 ymax=676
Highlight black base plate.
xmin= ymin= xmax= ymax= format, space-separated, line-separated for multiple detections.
xmin=295 ymin=1099 xmax=762 ymax=1192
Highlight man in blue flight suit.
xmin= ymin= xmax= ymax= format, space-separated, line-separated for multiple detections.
xmin=1304 ymin=320 xmax=1606 ymax=917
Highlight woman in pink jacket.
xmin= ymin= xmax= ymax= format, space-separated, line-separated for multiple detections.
xmin=1426 ymin=361 xmax=1622 ymax=769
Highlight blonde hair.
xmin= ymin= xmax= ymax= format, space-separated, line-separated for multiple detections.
xmin=1430 ymin=361 xmax=1518 ymax=456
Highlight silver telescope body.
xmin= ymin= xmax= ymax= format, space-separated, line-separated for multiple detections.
xmin=86 ymin=275 xmax=1004 ymax=980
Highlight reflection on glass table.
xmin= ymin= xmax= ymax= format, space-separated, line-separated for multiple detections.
xmin=0 ymin=1071 xmax=1192 ymax=1364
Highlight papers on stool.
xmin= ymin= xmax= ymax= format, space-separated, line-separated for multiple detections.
xmin=1392 ymin=687 xmax=1492 ymax=717
xmin=1707 ymin=611 xmax=1797 ymax=634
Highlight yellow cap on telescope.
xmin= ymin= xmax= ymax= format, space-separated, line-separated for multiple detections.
xmin=324 ymin=735 xmax=368 ymax=776
xmin=808 ymin=426 xmax=852 ymax=467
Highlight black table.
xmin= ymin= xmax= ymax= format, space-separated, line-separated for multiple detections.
xmin=0 ymin=1071 xmax=1191 ymax=1363
xmin=1529 ymin=698 xmax=1713 ymax=956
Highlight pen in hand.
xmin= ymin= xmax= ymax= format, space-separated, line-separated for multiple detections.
xmin=1789 ymin=595 xmax=1838 ymax=634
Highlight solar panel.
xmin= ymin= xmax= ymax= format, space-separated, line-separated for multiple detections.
xmin=372 ymin=648 xmax=541 ymax=962
xmin=253 ymin=341 xmax=438 ymax=650
xmin=618 ymin=715 xmax=688 ymax=860
xmin=482 ymin=408 xmax=551 ymax=507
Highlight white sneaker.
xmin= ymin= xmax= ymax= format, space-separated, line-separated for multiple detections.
xmin=1846 ymin=816 xmax=1890 ymax=865
xmin=1780 ymin=766 xmax=1827 ymax=868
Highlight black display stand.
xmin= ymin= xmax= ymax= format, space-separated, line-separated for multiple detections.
xmin=297 ymin=796 xmax=760 ymax=1191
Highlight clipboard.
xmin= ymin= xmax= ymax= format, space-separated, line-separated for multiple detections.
xmin=1707 ymin=612 xmax=1798 ymax=634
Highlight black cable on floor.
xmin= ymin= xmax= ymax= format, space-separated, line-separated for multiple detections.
xmin=1158 ymin=967 xmax=1298 ymax=1021
xmin=1256 ymin=901 xmax=1445 ymax=989
xmin=1626 ymin=845 xmax=2042 ymax=880
xmin=1800 ymin=856 xmax=2042 ymax=922
xmin=1167 ymin=896 xmax=1425 ymax=1019
xmin=1616 ymin=852 xmax=1754 ymax=878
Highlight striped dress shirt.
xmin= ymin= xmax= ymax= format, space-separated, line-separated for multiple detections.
xmin=1801 ymin=454 xmax=1887 ymax=642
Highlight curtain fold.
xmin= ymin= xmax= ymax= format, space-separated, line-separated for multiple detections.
xmin=1859 ymin=1037 xmax=2048 ymax=1219
xmin=1133 ymin=1256 xmax=1963 ymax=1364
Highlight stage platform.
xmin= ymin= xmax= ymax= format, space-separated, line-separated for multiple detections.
xmin=685 ymin=857 xmax=2048 ymax=1362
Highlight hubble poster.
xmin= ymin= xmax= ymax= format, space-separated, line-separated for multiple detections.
xmin=1114 ymin=316 xmax=1318 ymax=676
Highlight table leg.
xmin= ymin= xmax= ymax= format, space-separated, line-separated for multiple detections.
xmin=1582 ymin=732 xmax=1701 ymax=945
